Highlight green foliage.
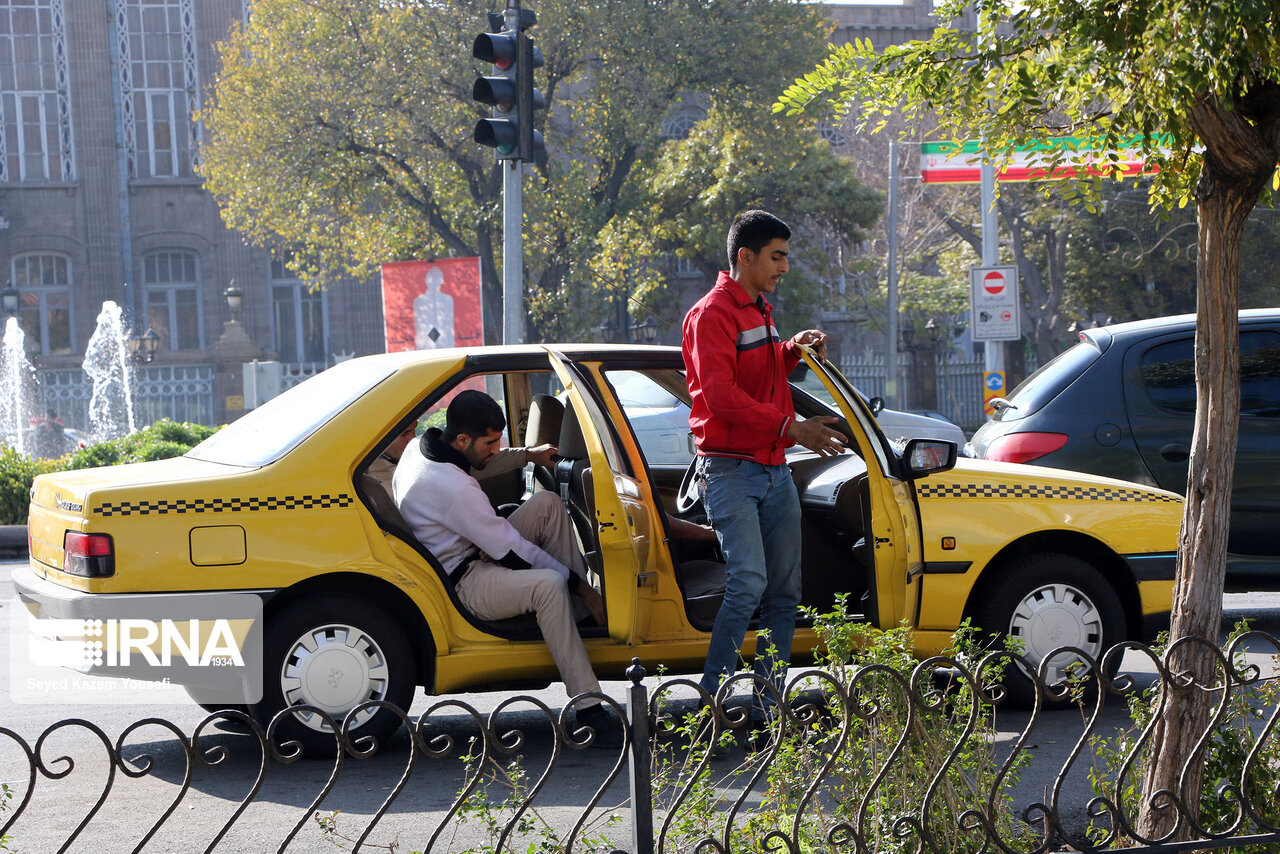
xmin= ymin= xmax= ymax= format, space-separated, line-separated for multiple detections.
xmin=61 ymin=420 xmax=217 ymax=472
xmin=1084 ymin=623 xmax=1280 ymax=848
xmin=653 ymin=602 xmax=1032 ymax=853
xmin=0 ymin=420 xmax=218 ymax=525
xmin=776 ymin=0 xmax=1280 ymax=212
xmin=0 ymin=446 xmax=61 ymax=527
xmin=0 ymin=783 xmax=15 ymax=852
xmin=199 ymin=0 xmax=875 ymax=341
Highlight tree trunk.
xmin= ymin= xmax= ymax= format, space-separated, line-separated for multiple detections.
xmin=1134 ymin=93 xmax=1274 ymax=839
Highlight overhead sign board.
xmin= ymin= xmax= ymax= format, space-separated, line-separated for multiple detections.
xmin=921 ymin=138 xmax=1158 ymax=184
xmin=970 ymin=266 xmax=1021 ymax=342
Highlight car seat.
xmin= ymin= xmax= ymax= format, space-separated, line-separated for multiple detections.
xmin=525 ymin=394 xmax=564 ymax=493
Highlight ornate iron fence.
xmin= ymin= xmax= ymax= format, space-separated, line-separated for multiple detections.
xmin=2 ymin=636 xmax=1278 ymax=853
xmin=39 ymin=364 xmax=215 ymax=432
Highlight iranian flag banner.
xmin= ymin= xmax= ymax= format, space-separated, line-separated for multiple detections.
xmin=920 ymin=138 xmax=1158 ymax=184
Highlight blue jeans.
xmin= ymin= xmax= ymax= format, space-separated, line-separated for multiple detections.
xmin=697 ymin=456 xmax=803 ymax=708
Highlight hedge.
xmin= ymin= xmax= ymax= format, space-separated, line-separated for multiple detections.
xmin=0 ymin=419 xmax=219 ymax=526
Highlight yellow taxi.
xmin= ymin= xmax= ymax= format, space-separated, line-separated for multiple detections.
xmin=16 ymin=345 xmax=1180 ymax=751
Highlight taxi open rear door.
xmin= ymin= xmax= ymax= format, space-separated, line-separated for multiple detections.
xmin=546 ymin=349 xmax=643 ymax=644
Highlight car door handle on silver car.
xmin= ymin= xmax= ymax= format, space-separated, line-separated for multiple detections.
xmin=1160 ymin=442 xmax=1190 ymax=462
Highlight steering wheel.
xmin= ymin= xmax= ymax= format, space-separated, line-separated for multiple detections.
xmin=676 ymin=456 xmax=701 ymax=514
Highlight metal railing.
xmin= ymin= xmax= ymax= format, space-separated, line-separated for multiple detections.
xmin=39 ymin=364 xmax=215 ymax=433
xmin=838 ymin=353 xmax=990 ymax=429
xmin=2 ymin=636 xmax=1278 ymax=853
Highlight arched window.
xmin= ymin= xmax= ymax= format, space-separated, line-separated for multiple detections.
xmin=270 ymin=254 xmax=328 ymax=365
xmin=817 ymin=119 xmax=850 ymax=149
xmin=661 ymin=106 xmax=705 ymax=141
xmin=142 ymin=249 xmax=202 ymax=350
xmin=12 ymin=252 xmax=73 ymax=354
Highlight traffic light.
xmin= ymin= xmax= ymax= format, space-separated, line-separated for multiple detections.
xmin=472 ymin=10 xmax=544 ymax=162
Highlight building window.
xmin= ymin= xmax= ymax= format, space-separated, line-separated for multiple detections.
xmin=142 ymin=250 xmax=202 ymax=351
xmin=270 ymin=257 xmax=328 ymax=364
xmin=0 ymin=0 xmax=75 ymax=182
xmin=661 ymin=106 xmax=705 ymax=141
xmin=12 ymin=252 xmax=73 ymax=354
xmin=117 ymin=0 xmax=200 ymax=178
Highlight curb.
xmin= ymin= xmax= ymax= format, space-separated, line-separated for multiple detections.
xmin=0 ymin=525 xmax=29 ymax=559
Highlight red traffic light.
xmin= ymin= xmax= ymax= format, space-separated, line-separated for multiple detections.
xmin=473 ymin=31 xmax=517 ymax=70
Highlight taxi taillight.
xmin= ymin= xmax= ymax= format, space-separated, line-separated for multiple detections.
xmin=985 ymin=432 xmax=1069 ymax=465
xmin=63 ymin=531 xmax=115 ymax=578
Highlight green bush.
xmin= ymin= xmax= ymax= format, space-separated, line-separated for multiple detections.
xmin=0 ymin=419 xmax=219 ymax=525
xmin=0 ymin=445 xmax=60 ymax=527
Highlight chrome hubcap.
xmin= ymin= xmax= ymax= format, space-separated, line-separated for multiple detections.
xmin=1008 ymin=582 xmax=1103 ymax=686
xmin=279 ymin=623 xmax=390 ymax=732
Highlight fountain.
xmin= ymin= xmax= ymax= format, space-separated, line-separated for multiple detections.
xmin=1 ymin=316 xmax=40 ymax=455
xmin=82 ymin=300 xmax=137 ymax=443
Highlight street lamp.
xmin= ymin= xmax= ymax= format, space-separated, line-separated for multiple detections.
xmin=630 ymin=316 xmax=658 ymax=344
xmin=1 ymin=282 xmax=17 ymax=317
xmin=127 ymin=328 xmax=161 ymax=363
xmin=224 ymin=283 xmax=244 ymax=323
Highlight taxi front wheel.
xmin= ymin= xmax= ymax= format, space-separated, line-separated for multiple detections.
xmin=252 ymin=597 xmax=416 ymax=758
xmin=973 ymin=553 xmax=1125 ymax=708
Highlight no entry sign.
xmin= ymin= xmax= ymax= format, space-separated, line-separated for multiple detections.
xmin=970 ymin=265 xmax=1021 ymax=341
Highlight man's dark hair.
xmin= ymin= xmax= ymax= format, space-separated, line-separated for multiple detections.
xmin=726 ymin=210 xmax=791 ymax=269
xmin=443 ymin=389 xmax=506 ymax=441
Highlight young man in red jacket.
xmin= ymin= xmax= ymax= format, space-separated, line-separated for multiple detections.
xmin=682 ymin=210 xmax=846 ymax=723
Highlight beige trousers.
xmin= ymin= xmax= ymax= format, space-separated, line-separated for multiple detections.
xmin=454 ymin=491 xmax=601 ymax=701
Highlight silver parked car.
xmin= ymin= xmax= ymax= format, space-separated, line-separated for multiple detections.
xmin=608 ymin=369 xmax=967 ymax=466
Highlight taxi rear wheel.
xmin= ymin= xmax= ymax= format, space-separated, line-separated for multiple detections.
xmin=252 ymin=597 xmax=415 ymax=757
xmin=973 ymin=554 xmax=1125 ymax=707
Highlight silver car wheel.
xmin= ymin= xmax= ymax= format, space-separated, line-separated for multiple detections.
xmin=278 ymin=622 xmax=391 ymax=733
xmin=1007 ymin=582 xmax=1104 ymax=686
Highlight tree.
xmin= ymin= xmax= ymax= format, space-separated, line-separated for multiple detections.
xmin=598 ymin=105 xmax=883 ymax=336
xmin=776 ymin=0 xmax=1280 ymax=839
xmin=199 ymin=0 xmax=872 ymax=343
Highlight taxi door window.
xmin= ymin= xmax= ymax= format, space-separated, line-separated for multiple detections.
xmin=604 ymin=369 xmax=695 ymax=467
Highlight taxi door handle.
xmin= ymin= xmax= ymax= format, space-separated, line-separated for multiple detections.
xmin=1160 ymin=442 xmax=1190 ymax=462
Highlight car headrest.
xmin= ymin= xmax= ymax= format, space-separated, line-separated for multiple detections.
xmin=557 ymin=400 xmax=590 ymax=461
xmin=526 ymin=394 xmax=564 ymax=448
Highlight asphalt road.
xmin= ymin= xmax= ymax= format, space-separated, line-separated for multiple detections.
xmin=2 ymin=557 xmax=1278 ymax=853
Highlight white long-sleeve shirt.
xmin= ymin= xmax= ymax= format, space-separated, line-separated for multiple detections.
xmin=392 ymin=432 xmax=569 ymax=580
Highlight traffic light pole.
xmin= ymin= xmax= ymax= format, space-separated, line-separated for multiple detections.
xmin=503 ymin=158 xmax=523 ymax=345
xmin=503 ymin=1 xmax=524 ymax=345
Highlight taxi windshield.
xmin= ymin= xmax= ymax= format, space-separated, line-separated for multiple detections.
xmin=187 ymin=359 xmax=397 ymax=467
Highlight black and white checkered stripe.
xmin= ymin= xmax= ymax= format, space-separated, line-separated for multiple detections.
xmin=94 ymin=493 xmax=354 ymax=517
xmin=915 ymin=483 xmax=1179 ymax=502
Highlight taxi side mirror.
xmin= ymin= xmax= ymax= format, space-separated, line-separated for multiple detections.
xmin=868 ymin=396 xmax=885 ymax=416
xmin=903 ymin=439 xmax=957 ymax=478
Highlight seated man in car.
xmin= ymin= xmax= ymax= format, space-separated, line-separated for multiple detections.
xmin=392 ymin=389 xmax=621 ymax=743
xmin=370 ymin=423 xmax=558 ymax=501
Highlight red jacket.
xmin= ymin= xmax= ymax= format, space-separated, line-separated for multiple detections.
xmin=682 ymin=272 xmax=801 ymax=465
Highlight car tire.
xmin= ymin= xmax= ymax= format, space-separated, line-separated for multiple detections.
xmin=251 ymin=597 xmax=416 ymax=758
xmin=972 ymin=553 xmax=1125 ymax=708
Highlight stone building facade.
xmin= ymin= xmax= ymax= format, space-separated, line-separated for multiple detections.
xmin=0 ymin=0 xmax=383 ymax=428
xmin=0 ymin=0 xmax=955 ymax=429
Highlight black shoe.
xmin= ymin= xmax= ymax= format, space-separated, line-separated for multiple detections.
xmin=574 ymin=703 xmax=625 ymax=749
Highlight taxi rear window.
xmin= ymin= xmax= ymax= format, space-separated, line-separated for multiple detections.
xmin=187 ymin=360 xmax=396 ymax=466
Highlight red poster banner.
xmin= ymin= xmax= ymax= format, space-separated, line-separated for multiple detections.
xmin=381 ymin=257 xmax=484 ymax=353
